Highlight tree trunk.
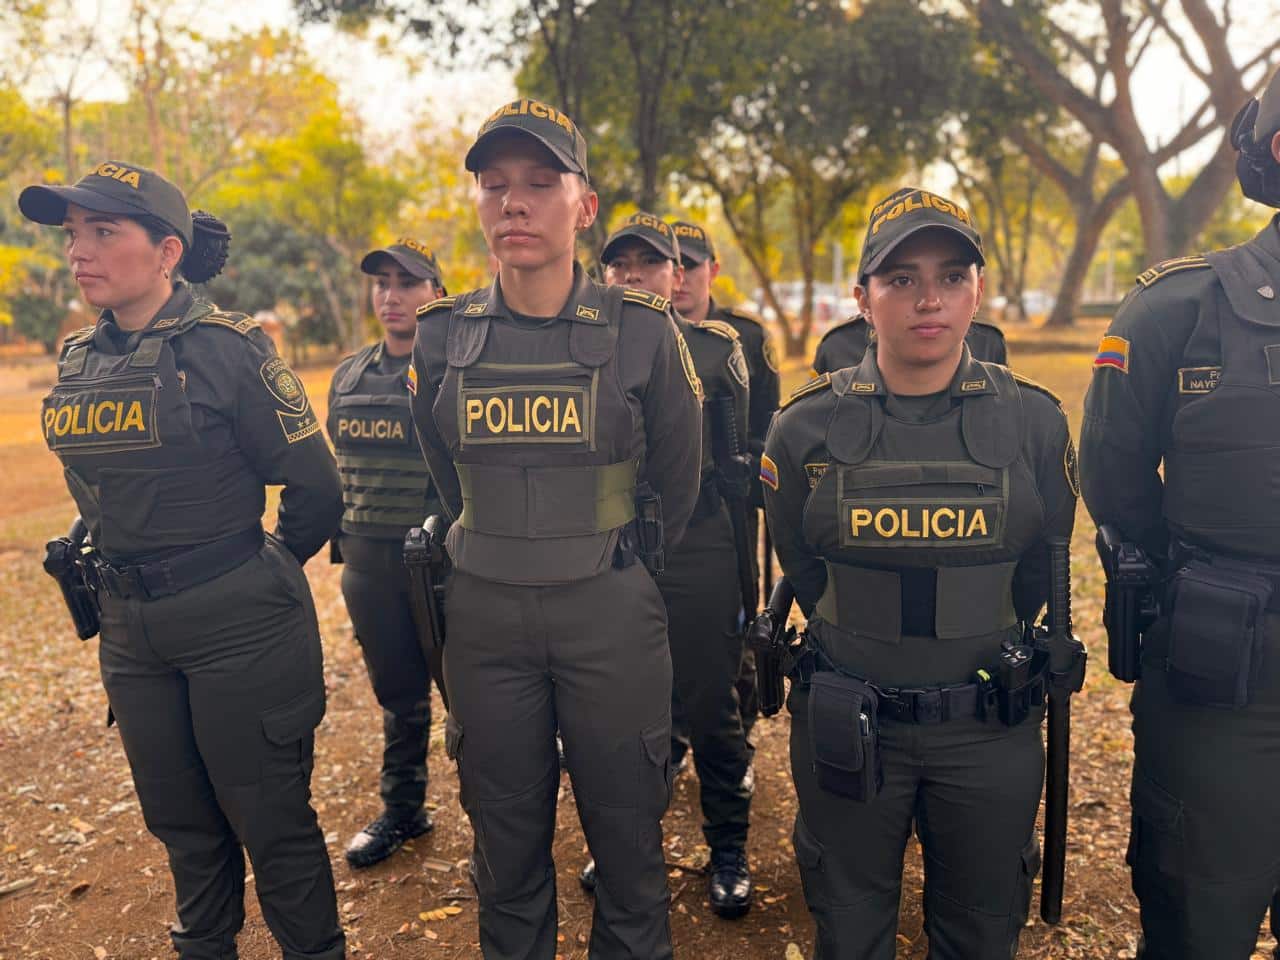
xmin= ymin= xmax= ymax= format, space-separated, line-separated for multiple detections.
xmin=1045 ymin=180 xmax=1131 ymax=327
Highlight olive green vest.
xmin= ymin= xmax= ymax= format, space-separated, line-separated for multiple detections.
xmin=327 ymin=343 xmax=438 ymax=540
xmin=1165 ymin=232 xmax=1280 ymax=561
xmin=42 ymin=301 xmax=265 ymax=561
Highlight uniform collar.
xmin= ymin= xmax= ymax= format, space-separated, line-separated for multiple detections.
xmin=94 ymin=283 xmax=195 ymax=353
xmin=946 ymin=344 xmax=998 ymax=398
xmin=831 ymin=342 xmax=993 ymax=399
xmin=468 ymin=262 xmax=606 ymax=325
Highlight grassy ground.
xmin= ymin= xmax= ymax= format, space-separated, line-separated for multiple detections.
xmin=1 ymin=322 xmax=1276 ymax=959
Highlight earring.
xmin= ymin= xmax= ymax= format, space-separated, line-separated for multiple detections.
xmin=162 ymin=267 xmax=170 ymax=280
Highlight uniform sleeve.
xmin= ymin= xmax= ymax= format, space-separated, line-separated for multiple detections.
xmin=728 ymin=341 xmax=751 ymax=452
xmin=1011 ymin=399 xmax=1077 ymax=622
xmin=1080 ymin=291 xmax=1176 ymax=559
xmin=747 ymin=329 xmax=780 ymax=454
xmin=762 ymin=412 xmax=827 ymax=617
xmin=233 ymin=331 xmax=342 ymax=564
xmin=410 ymin=311 xmax=462 ymax=523
xmin=641 ymin=322 xmax=702 ymax=551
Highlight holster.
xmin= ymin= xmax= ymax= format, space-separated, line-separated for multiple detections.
xmin=808 ymin=671 xmax=883 ymax=803
xmin=42 ymin=517 xmax=100 ymax=641
xmin=618 ymin=482 xmax=665 ymax=575
xmin=404 ymin=517 xmax=449 ymax=653
xmin=1166 ymin=559 xmax=1272 ymax=708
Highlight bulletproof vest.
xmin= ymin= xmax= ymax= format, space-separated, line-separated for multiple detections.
xmin=328 ymin=343 xmax=437 ymax=540
xmin=432 ymin=284 xmax=638 ymax=584
xmin=42 ymin=301 xmax=265 ymax=561
xmin=803 ymin=358 xmax=1044 ymax=673
xmin=1164 ymin=238 xmax=1280 ymax=561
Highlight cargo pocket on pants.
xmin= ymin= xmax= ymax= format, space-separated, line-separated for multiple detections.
xmin=1008 ymin=837 xmax=1041 ymax=938
xmin=793 ymin=816 xmax=827 ymax=908
xmin=261 ymin=690 xmax=325 ymax=779
xmin=444 ymin=715 xmax=469 ymax=812
xmin=639 ymin=718 xmax=672 ymax=847
xmin=1127 ymin=772 xmax=1186 ymax=916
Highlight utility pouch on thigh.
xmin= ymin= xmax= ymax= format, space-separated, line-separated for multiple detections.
xmin=1167 ymin=561 xmax=1272 ymax=708
xmin=807 ymin=671 xmax=882 ymax=802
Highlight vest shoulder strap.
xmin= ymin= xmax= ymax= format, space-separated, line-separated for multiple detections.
xmin=446 ymin=291 xmax=491 ymax=367
xmin=61 ymin=326 xmax=95 ymax=348
xmin=1136 ymin=255 xmax=1211 ymax=289
xmin=334 ymin=344 xmax=380 ymax=395
xmin=781 ymin=372 xmax=832 ymax=409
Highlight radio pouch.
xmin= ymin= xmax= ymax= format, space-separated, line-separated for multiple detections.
xmin=808 ymin=671 xmax=883 ymax=802
xmin=1167 ymin=560 xmax=1272 ymax=708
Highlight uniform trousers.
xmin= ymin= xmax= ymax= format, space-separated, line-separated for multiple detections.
xmin=339 ymin=535 xmax=432 ymax=818
xmin=657 ymin=508 xmax=752 ymax=851
xmin=789 ymin=681 xmax=1043 ymax=960
xmin=443 ymin=560 xmax=674 ymax=960
xmin=98 ymin=536 xmax=344 ymax=960
xmin=1130 ymin=612 xmax=1280 ymax=959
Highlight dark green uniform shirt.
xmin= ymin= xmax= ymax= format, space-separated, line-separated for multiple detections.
xmin=813 ymin=315 xmax=1008 ymax=376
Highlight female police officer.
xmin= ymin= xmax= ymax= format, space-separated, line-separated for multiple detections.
xmin=408 ymin=102 xmax=702 ymax=960
xmin=328 ymin=239 xmax=447 ymax=868
xmin=1081 ymin=70 xmax=1280 ymax=959
xmin=22 ymin=162 xmax=345 ymax=958
xmin=762 ymin=187 xmax=1076 ymax=958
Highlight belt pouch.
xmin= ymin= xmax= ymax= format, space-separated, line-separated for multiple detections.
xmin=807 ymin=671 xmax=882 ymax=802
xmin=1166 ymin=560 xmax=1272 ymax=708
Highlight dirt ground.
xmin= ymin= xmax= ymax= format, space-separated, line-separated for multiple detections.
xmin=2 ymin=327 xmax=1277 ymax=959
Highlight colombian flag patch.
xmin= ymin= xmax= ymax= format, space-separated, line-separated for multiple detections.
xmin=760 ymin=453 xmax=780 ymax=491
xmin=1094 ymin=335 xmax=1130 ymax=373
xmin=406 ymin=363 xmax=419 ymax=396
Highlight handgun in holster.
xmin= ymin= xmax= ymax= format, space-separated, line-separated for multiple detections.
xmin=747 ymin=578 xmax=798 ymax=717
xmin=43 ymin=516 xmax=100 ymax=641
xmin=404 ymin=515 xmax=450 ymax=653
xmin=627 ymin=482 xmax=666 ymax=575
xmin=1095 ymin=523 xmax=1160 ymax=682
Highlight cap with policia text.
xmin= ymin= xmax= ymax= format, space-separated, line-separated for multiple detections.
xmin=601 ymin=212 xmax=681 ymax=264
xmin=672 ymin=221 xmax=716 ymax=266
xmin=857 ymin=187 xmax=984 ymax=282
xmin=361 ymin=237 xmax=445 ymax=287
xmin=20 ymin=161 xmax=193 ymax=248
xmin=465 ymin=99 xmax=590 ymax=181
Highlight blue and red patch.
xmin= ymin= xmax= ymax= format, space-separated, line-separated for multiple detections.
xmin=1093 ymin=335 xmax=1130 ymax=373
xmin=760 ymin=453 xmax=780 ymax=491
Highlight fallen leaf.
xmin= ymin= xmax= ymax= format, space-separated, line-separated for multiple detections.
xmin=93 ymin=948 xmax=107 ymax=960
xmin=69 ymin=881 xmax=91 ymax=897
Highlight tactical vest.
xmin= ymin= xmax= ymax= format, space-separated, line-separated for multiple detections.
xmin=803 ymin=361 xmax=1045 ymax=681
xmin=432 ymin=285 xmax=638 ymax=584
xmin=328 ymin=344 xmax=437 ymax=540
xmin=1164 ymin=241 xmax=1280 ymax=561
xmin=41 ymin=301 xmax=265 ymax=562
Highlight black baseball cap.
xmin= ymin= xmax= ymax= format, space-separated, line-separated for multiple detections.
xmin=672 ymin=221 xmax=715 ymax=266
xmin=465 ymin=99 xmax=589 ymax=181
xmin=19 ymin=160 xmax=192 ymax=248
xmin=360 ymin=237 xmax=444 ymax=284
xmin=601 ymin=212 xmax=681 ymax=264
xmin=857 ymin=187 xmax=984 ymax=282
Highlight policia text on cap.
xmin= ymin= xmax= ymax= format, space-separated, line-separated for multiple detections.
xmin=408 ymin=99 xmax=702 ymax=960
xmin=26 ymin=161 xmax=346 ymax=958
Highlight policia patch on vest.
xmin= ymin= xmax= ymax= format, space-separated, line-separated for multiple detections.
xmin=461 ymin=386 xmax=590 ymax=443
xmin=843 ymin=500 xmax=1001 ymax=546
xmin=335 ymin=409 xmax=412 ymax=445
xmin=260 ymin=358 xmax=320 ymax=443
xmin=43 ymin=385 xmax=159 ymax=453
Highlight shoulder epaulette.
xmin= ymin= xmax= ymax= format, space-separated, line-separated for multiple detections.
xmin=1012 ymin=371 xmax=1063 ymax=407
xmin=199 ymin=311 xmax=260 ymax=336
xmin=622 ymin=289 xmax=670 ymax=313
xmin=61 ymin=325 xmax=95 ymax=346
xmin=697 ymin=319 xmax=740 ymax=341
xmin=1135 ymin=255 xmax=1211 ymax=289
xmin=780 ymin=372 xmax=832 ymax=409
xmin=717 ymin=306 xmax=763 ymax=328
xmin=416 ymin=296 xmax=456 ymax=318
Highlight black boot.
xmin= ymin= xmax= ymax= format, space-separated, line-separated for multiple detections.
xmin=344 ymin=809 xmax=433 ymax=868
xmin=708 ymin=848 xmax=751 ymax=919
xmin=579 ymin=858 xmax=598 ymax=893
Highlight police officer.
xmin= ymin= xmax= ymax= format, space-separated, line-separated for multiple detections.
xmin=763 ymin=187 xmax=1076 ymax=958
xmin=812 ymin=308 xmax=1007 ymax=376
xmin=22 ymin=162 xmax=345 ymax=958
xmin=409 ymin=102 xmax=702 ymax=960
xmin=1080 ymin=70 xmax=1280 ymax=959
xmin=672 ymin=220 xmax=781 ymax=737
xmin=584 ymin=212 xmax=754 ymax=917
xmin=329 ymin=239 xmax=448 ymax=868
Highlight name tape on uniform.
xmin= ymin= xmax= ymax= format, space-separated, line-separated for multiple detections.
xmin=43 ymin=387 xmax=158 ymax=452
xmin=462 ymin=387 xmax=589 ymax=443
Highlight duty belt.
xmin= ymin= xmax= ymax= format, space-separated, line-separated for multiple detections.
xmin=790 ymin=642 xmax=1046 ymax=725
xmin=88 ymin=526 xmax=265 ymax=601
